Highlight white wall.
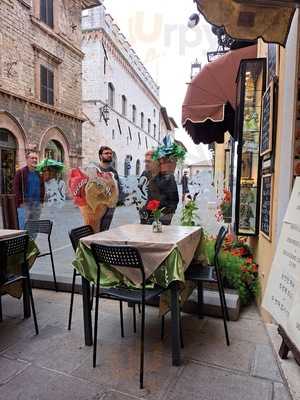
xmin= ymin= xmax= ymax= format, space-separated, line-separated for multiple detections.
xmin=81 ymin=5 xmax=162 ymax=177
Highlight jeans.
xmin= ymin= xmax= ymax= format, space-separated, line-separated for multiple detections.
xmin=18 ymin=201 xmax=42 ymax=238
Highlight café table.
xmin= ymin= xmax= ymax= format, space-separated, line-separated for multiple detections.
xmin=73 ymin=223 xmax=202 ymax=366
xmin=0 ymin=229 xmax=39 ymax=317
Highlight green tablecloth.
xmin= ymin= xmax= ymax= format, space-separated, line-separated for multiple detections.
xmin=73 ymin=232 xmax=205 ymax=314
xmin=1 ymin=239 xmax=40 ymax=298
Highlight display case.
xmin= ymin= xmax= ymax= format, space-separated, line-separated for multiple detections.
xmin=235 ymin=58 xmax=266 ymax=236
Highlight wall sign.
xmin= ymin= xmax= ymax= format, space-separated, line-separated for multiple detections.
xmin=260 ymin=82 xmax=274 ymax=156
xmin=267 ymin=44 xmax=278 ymax=85
xmin=260 ymin=174 xmax=273 ymax=240
xmin=262 ymin=177 xmax=300 ymax=355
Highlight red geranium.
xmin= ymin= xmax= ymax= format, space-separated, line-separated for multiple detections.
xmin=146 ymin=200 xmax=160 ymax=212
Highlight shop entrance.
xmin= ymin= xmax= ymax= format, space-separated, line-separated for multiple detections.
xmin=0 ymin=128 xmax=17 ymax=194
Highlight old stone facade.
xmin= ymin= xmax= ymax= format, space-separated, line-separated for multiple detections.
xmin=82 ymin=5 xmax=174 ymax=177
xmin=0 ymin=0 xmax=99 ymax=194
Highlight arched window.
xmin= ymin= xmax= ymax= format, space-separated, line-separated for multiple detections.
xmin=153 ymin=124 xmax=157 ymax=138
xmin=147 ymin=118 xmax=151 ymax=134
xmin=45 ymin=139 xmax=64 ymax=162
xmin=136 ymin=159 xmax=141 ymax=176
xmin=124 ymin=155 xmax=132 ymax=177
xmin=140 ymin=112 xmax=144 ymax=129
xmin=132 ymin=105 xmax=136 ymax=123
xmin=108 ymin=82 xmax=115 ymax=108
xmin=121 ymin=95 xmax=127 ymax=116
xmin=0 ymin=128 xmax=17 ymax=194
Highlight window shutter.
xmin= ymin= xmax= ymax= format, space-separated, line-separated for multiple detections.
xmin=48 ymin=69 xmax=54 ymax=105
xmin=40 ymin=65 xmax=48 ymax=103
xmin=40 ymin=0 xmax=47 ymax=24
xmin=47 ymin=0 xmax=54 ymax=28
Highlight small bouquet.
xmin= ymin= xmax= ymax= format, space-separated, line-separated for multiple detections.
xmin=146 ymin=200 xmax=164 ymax=232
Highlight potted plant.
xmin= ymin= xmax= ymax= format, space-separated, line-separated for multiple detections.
xmin=152 ymin=135 xmax=186 ymax=174
xmin=219 ymin=189 xmax=232 ymax=223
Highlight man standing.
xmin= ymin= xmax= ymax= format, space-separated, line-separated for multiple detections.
xmin=138 ymin=150 xmax=159 ymax=224
xmin=98 ymin=146 xmax=121 ymax=231
xmin=13 ymin=151 xmax=45 ymax=229
xmin=181 ymin=171 xmax=189 ymax=203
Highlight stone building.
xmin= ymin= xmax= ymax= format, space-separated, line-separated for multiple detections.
xmin=0 ymin=0 xmax=99 ymax=194
xmin=81 ymin=5 xmax=172 ymax=177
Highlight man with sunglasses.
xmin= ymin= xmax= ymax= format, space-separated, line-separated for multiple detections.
xmin=13 ymin=151 xmax=45 ymax=230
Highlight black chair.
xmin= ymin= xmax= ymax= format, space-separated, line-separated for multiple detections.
xmin=68 ymin=225 xmax=135 ymax=336
xmin=91 ymin=243 xmax=165 ymax=389
xmin=0 ymin=234 xmax=39 ymax=335
xmin=68 ymin=225 xmax=94 ymax=331
xmin=185 ymin=226 xmax=230 ymax=346
xmin=25 ymin=220 xmax=57 ymax=291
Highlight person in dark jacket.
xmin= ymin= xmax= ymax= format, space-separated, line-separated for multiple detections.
xmin=13 ymin=151 xmax=45 ymax=230
xmin=98 ymin=146 xmax=122 ymax=231
xmin=181 ymin=171 xmax=189 ymax=202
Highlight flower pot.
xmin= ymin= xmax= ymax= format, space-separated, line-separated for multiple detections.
xmin=159 ymin=157 xmax=176 ymax=174
xmin=152 ymin=219 xmax=163 ymax=233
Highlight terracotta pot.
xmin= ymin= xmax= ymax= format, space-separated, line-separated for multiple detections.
xmin=159 ymin=158 xmax=176 ymax=174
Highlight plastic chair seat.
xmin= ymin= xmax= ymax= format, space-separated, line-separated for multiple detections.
xmin=101 ymin=286 xmax=164 ymax=303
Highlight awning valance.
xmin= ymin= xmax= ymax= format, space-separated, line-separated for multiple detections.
xmin=196 ymin=0 xmax=296 ymax=47
xmin=182 ymin=45 xmax=257 ymax=144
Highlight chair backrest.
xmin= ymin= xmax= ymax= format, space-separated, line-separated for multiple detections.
xmin=0 ymin=234 xmax=29 ymax=284
xmin=214 ymin=226 xmax=228 ymax=267
xmin=25 ymin=220 xmax=53 ymax=237
xmin=69 ymin=225 xmax=94 ymax=252
xmin=90 ymin=243 xmax=145 ymax=282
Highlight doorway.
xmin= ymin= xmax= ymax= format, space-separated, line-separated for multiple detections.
xmin=0 ymin=129 xmax=17 ymax=194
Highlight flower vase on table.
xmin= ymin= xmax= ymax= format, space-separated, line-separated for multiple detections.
xmin=146 ymin=200 xmax=164 ymax=233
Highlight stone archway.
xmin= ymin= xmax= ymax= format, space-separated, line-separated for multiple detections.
xmin=39 ymin=127 xmax=70 ymax=167
xmin=0 ymin=111 xmax=27 ymax=168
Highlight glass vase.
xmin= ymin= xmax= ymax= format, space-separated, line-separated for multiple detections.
xmin=152 ymin=219 xmax=163 ymax=233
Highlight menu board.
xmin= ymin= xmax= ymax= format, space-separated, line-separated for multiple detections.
xmin=260 ymin=82 xmax=274 ymax=156
xmin=267 ymin=44 xmax=277 ymax=84
xmin=262 ymin=178 xmax=300 ymax=352
xmin=260 ymin=174 xmax=273 ymax=240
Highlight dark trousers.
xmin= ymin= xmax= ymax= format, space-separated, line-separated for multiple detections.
xmin=100 ymin=208 xmax=115 ymax=232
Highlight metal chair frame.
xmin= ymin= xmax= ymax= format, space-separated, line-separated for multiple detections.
xmin=91 ymin=243 xmax=165 ymax=389
xmin=0 ymin=234 xmax=39 ymax=335
xmin=185 ymin=226 xmax=230 ymax=346
xmin=25 ymin=220 xmax=57 ymax=291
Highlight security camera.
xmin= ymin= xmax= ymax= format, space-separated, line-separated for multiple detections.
xmin=188 ymin=13 xmax=200 ymax=28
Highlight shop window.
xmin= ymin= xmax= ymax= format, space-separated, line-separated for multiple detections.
xmin=235 ymin=58 xmax=266 ymax=236
xmin=40 ymin=65 xmax=54 ymax=105
xmin=45 ymin=139 xmax=64 ymax=162
xmin=0 ymin=129 xmax=16 ymax=194
xmin=40 ymin=0 xmax=54 ymax=28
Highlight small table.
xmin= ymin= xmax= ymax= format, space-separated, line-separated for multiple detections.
xmin=74 ymin=224 xmax=202 ymax=366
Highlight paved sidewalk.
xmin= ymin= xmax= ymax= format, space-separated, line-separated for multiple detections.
xmin=0 ymin=290 xmax=293 ymax=400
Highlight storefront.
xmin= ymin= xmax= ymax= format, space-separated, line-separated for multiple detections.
xmin=0 ymin=128 xmax=17 ymax=194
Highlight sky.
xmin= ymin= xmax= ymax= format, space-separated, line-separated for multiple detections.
xmin=101 ymin=0 xmax=218 ymax=161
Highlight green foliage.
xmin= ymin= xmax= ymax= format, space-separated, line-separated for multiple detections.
xmin=201 ymin=236 xmax=260 ymax=306
xmin=180 ymin=200 xmax=199 ymax=227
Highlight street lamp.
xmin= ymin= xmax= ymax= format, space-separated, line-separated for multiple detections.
xmin=99 ymin=103 xmax=110 ymax=125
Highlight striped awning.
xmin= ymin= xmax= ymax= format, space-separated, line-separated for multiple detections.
xmin=196 ymin=0 xmax=296 ymax=46
xmin=81 ymin=0 xmax=101 ymax=10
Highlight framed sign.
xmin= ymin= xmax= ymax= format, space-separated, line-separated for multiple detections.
xmin=260 ymin=82 xmax=274 ymax=156
xmin=267 ymin=44 xmax=278 ymax=85
xmin=260 ymin=174 xmax=273 ymax=240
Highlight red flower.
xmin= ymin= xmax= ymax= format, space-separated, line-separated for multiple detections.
xmin=146 ymin=200 xmax=160 ymax=212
